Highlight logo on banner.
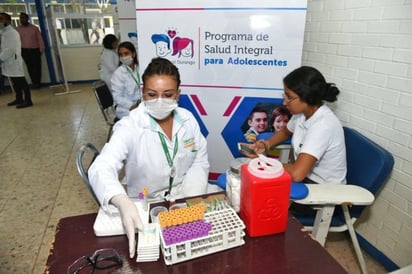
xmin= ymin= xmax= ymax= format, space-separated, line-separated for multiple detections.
xmin=179 ymin=94 xmax=208 ymax=138
xmin=151 ymin=28 xmax=195 ymax=66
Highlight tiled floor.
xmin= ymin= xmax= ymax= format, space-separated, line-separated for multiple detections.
xmin=0 ymin=84 xmax=388 ymax=273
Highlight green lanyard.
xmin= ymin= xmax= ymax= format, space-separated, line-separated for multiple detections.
xmin=126 ymin=65 xmax=140 ymax=87
xmin=158 ymin=132 xmax=178 ymax=197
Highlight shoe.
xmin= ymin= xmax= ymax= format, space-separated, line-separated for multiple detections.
xmin=7 ymin=100 xmax=23 ymax=106
xmin=16 ymin=102 xmax=33 ymax=109
xmin=31 ymin=84 xmax=41 ymax=89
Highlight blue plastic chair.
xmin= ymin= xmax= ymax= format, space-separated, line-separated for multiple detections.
xmin=295 ymin=127 xmax=394 ymax=227
xmin=294 ymin=127 xmax=394 ymax=273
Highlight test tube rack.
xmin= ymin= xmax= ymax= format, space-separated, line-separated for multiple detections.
xmin=162 ymin=220 xmax=212 ymax=245
xmin=158 ymin=203 xmax=206 ymax=228
xmin=159 ymin=207 xmax=246 ymax=265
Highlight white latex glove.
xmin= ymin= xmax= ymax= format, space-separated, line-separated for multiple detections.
xmin=110 ymin=194 xmax=143 ymax=258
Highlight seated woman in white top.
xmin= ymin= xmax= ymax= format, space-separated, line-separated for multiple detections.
xmin=98 ymin=34 xmax=119 ymax=91
xmin=242 ymin=66 xmax=347 ymax=185
xmin=111 ymin=41 xmax=141 ymax=120
xmin=89 ymin=57 xmax=209 ymax=259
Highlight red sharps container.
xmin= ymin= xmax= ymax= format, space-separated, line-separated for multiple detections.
xmin=240 ymin=155 xmax=291 ymax=237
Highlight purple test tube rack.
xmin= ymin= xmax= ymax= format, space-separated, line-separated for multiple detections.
xmin=162 ymin=220 xmax=213 ymax=245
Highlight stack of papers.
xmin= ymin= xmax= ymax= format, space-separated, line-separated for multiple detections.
xmin=136 ymin=223 xmax=160 ymax=262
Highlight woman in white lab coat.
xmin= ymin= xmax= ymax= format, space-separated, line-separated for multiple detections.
xmin=110 ymin=41 xmax=141 ymax=120
xmin=98 ymin=34 xmax=119 ymax=91
xmin=89 ymin=57 xmax=209 ymax=259
xmin=0 ymin=12 xmax=32 ymax=108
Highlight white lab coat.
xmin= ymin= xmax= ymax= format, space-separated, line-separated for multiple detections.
xmin=98 ymin=48 xmax=118 ymax=91
xmin=89 ymin=104 xmax=210 ymax=210
xmin=0 ymin=25 xmax=24 ymax=77
xmin=111 ymin=64 xmax=141 ymax=119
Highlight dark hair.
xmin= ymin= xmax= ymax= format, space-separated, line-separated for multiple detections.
xmin=0 ymin=12 xmax=11 ymax=23
xmin=20 ymin=12 xmax=29 ymax=19
xmin=118 ymin=41 xmax=138 ymax=65
xmin=102 ymin=34 xmax=117 ymax=49
xmin=283 ymin=66 xmax=340 ymax=106
xmin=270 ymin=105 xmax=291 ymax=128
xmin=248 ymin=106 xmax=267 ymax=121
xmin=142 ymin=57 xmax=181 ymax=88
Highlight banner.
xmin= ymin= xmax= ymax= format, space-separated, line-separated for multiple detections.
xmin=136 ymin=0 xmax=307 ymax=178
xmin=117 ymin=0 xmax=139 ymax=50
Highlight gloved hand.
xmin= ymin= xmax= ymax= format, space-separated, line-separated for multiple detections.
xmin=110 ymin=194 xmax=143 ymax=258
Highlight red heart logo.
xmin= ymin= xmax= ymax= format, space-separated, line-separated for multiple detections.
xmin=167 ymin=30 xmax=176 ymax=39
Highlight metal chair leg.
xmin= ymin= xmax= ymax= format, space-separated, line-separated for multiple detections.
xmin=107 ymin=125 xmax=113 ymax=142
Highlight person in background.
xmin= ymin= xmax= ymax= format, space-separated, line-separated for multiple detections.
xmin=270 ymin=105 xmax=291 ymax=133
xmin=90 ymin=18 xmax=100 ymax=44
xmin=241 ymin=66 xmax=347 ymax=185
xmin=0 ymin=12 xmax=33 ymax=108
xmin=16 ymin=12 xmax=45 ymax=89
xmin=98 ymin=34 xmax=119 ymax=91
xmin=111 ymin=41 xmax=141 ymax=120
xmin=243 ymin=106 xmax=268 ymax=142
xmin=89 ymin=57 xmax=209 ymax=259
xmin=55 ymin=18 xmax=63 ymax=44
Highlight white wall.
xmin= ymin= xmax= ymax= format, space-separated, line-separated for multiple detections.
xmin=24 ymin=46 xmax=101 ymax=84
xmin=60 ymin=46 xmax=101 ymax=82
xmin=303 ymin=0 xmax=412 ymax=267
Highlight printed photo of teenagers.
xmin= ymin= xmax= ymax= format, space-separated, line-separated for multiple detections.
xmin=241 ymin=102 xmax=291 ymax=143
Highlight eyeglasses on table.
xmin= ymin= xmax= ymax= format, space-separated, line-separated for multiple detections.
xmin=67 ymin=248 xmax=123 ymax=274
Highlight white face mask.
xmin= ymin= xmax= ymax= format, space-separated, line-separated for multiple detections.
xmin=144 ymin=98 xmax=178 ymax=120
xmin=120 ymin=55 xmax=133 ymax=66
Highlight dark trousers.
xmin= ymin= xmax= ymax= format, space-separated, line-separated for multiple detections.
xmin=90 ymin=29 xmax=100 ymax=44
xmin=10 ymin=76 xmax=32 ymax=103
xmin=21 ymin=48 xmax=41 ymax=86
xmin=57 ymin=29 xmax=64 ymax=44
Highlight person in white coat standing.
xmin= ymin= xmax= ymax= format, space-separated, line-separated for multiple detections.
xmin=89 ymin=57 xmax=210 ymax=259
xmin=98 ymin=34 xmax=119 ymax=91
xmin=0 ymin=12 xmax=32 ymax=108
xmin=111 ymin=41 xmax=141 ymax=120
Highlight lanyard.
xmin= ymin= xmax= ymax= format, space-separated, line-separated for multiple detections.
xmin=126 ymin=65 xmax=140 ymax=87
xmin=158 ymin=132 xmax=178 ymax=197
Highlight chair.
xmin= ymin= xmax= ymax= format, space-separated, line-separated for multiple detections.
xmin=293 ymin=127 xmax=394 ymax=274
xmin=92 ymin=81 xmax=116 ymax=141
xmin=76 ymin=143 xmax=101 ymax=206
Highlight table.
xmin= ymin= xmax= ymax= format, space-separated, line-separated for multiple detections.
xmin=44 ymin=213 xmax=347 ymax=274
